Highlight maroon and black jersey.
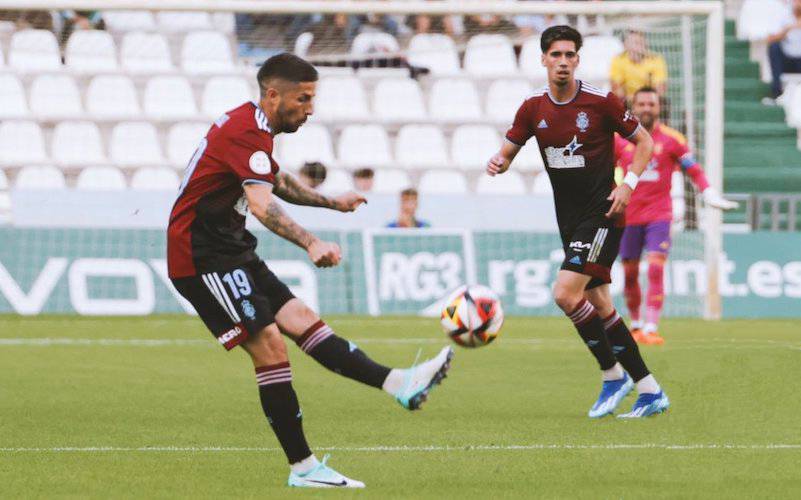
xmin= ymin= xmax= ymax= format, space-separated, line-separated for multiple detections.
xmin=506 ymin=81 xmax=640 ymax=231
xmin=168 ymin=102 xmax=279 ymax=279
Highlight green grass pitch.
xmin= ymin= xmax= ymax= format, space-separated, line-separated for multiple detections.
xmin=2 ymin=315 xmax=800 ymax=499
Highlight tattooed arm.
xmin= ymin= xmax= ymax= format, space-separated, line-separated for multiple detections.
xmin=244 ymin=182 xmax=341 ymax=267
xmin=272 ymin=171 xmax=366 ymax=212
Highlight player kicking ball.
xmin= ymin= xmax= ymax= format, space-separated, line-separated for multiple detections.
xmin=487 ymin=26 xmax=667 ymax=419
xmin=167 ymin=53 xmax=454 ymax=488
xmin=615 ymin=87 xmax=738 ymax=345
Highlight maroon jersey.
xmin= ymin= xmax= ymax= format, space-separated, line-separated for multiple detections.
xmin=506 ymin=81 xmax=640 ymax=230
xmin=168 ymin=102 xmax=279 ymax=279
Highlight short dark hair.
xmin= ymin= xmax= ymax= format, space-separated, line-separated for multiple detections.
xmin=401 ymin=188 xmax=418 ymax=198
xmin=353 ymin=168 xmax=374 ymax=179
xmin=540 ymin=25 xmax=583 ymax=53
xmin=257 ymin=53 xmax=318 ymax=95
xmin=299 ymin=161 xmax=327 ymax=183
xmin=633 ymin=86 xmax=659 ymax=100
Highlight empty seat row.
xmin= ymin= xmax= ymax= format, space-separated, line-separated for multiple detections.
xmin=6 ymin=166 xmax=179 ymax=191
xmin=0 ymin=74 xmax=253 ymax=120
xmin=0 ymin=29 xmax=236 ymax=74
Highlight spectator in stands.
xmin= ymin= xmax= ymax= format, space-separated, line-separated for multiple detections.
xmin=764 ymin=0 xmax=801 ymax=105
xmin=609 ymin=30 xmax=668 ymax=103
xmin=0 ymin=9 xmax=52 ymax=30
xmin=298 ymin=161 xmax=328 ymax=189
xmin=387 ymin=188 xmax=430 ymax=228
xmin=353 ymin=168 xmax=375 ymax=193
xmin=58 ymin=10 xmax=104 ymax=43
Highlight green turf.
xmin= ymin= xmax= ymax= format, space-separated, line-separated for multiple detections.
xmin=2 ymin=315 xmax=801 ymax=499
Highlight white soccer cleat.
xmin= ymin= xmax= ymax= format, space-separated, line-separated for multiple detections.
xmin=394 ymin=346 xmax=454 ymax=410
xmin=287 ymin=454 xmax=365 ymax=488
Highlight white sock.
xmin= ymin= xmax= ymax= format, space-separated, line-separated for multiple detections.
xmin=291 ymin=454 xmax=320 ymax=475
xmin=644 ymin=322 xmax=658 ymax=334
xmin=636 ymin=374 xmax=660 ymax=394
xmin=381 ymin=368 xmax=406 ymax=395
xmin=602 ymin=362 xmax=625 ymax=381
xmin=631 ymin=319 xmax=644 ymax=330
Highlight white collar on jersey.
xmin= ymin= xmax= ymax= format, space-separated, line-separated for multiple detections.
xmin=251 ymin=101 xmax=272 ymax=133
xmin=547 ymin=80 xmax=582 ymax=106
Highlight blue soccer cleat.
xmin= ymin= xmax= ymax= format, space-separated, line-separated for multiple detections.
xmin=287 ymin=454 xmax=365 ymax=488
xmin=588 ymin=372 xmax=634 ymax=418
xmin=394 ymin=346 xmax=454 ymax=410
xmin=617 ymin=390 xmax=670 ymax=419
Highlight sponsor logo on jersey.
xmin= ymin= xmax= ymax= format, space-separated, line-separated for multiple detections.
xmin=249 ymin=151 xmax=271 ymax=174
xmin=576 ymin=111 xmax=589 ymax=132
xmin=544 ymin=136 xmax=585 ymax=169
xmin=569 ymin=241 xmax=591 ymax=252
xmin=537 ymin=119 xmax=548 ymax=129
xmin=218 ymin=326 xmax=243 ymax=345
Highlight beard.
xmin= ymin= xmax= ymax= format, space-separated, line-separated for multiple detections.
xmin=638 ymin=112 xmax=655 ymax=129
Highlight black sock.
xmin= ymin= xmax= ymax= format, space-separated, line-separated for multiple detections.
xmin=296 ymin=320 xmax=391 ymax=389
xmin=567 ymin=299 xmax=617 ymax=370
xmin=256 ymin=362 xmax=312 ymax=464
xmin=602 ymin=310 xmax=650 ymax=381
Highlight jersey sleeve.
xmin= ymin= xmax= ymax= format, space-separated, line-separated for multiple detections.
xmin=505 ymin=99 xmax=535 ymax=146
xmin=672 ymin=135 xmax=710 ymax=190
xmin=604 ymin=92 xmax=640 ymax=139
xmin=614 ymin=134 xmax=634 ymax=170
xmin=223 ymin=129 xmax=279 ymax=185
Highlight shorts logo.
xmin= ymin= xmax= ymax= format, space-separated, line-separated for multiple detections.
xmin=569 ymin=241 xmax=591 ymax=252
xmin=249 ymin=151 xmax=271 ymax=175
xmin=241 ymin=299 xmax=256 ymax=320
xmin=218 ymin=326 xmax=243 ymax=345
xmin=576 ymin=111 xmax=589 ymax=132
xmin=569 ymin=255 xmax=582 ymax=265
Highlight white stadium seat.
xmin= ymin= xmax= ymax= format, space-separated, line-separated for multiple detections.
xmin=9 ymin=29 xmax=61 ymax=73
xmin=407 ymin=33 xmax=461 ymax=76
xmin=273 ymin=123 xmax=335 ymax=170
xmin=86 ymin=75 xmax=141 ymax=120
xmin=350 ymin=32 xmax=400 ymax=56
xmin=464 ymin=34 xmax=518 ymax=77
xmin=787 ymin=85 xmax=801 ymax=128
xmin=131 ymin=167 xmax=180 ymax=191
xmin=519 ymin=37 xmax=548 ymax=84
xmin=372 ymin=78 xmax=426 ymax=122
xmin=486 ymin=79 xmax=534 ymax=124
xmin=15 ymin=166 xmax=66 ymax=190
xmin=338 ymin=125 xmax=393 ymax=169
xmin=0 ymin=121 xmax=48 ymax=165
xmin=575 ymin=36 xmax=623 ymax=85
xmin=102 ymin=10 xmax=157 ymax=31
xmin=514 ymin=137 xmax=546 ymax=172
xmin=476 ymin=170 xmax=527 ymax=195
xmin=76 ymin=166 xmax=127 ymax=191
xmin=65 ymin=30 xmax=118 ymax=73
xmin=29 ymin=75 xmax=83 ymax=120
xmin=157 ymin=11 xmax=213 ymax=32
xmin=52 ymin=121 xmax=106 ymax=167
xmin=418 ymin=170 xmax=468 ymax=194
xmin=395 ymin=125 xmax=449 ymax=168
xmin=319 ymin=169 xmax=353 ymax=195
xmin=144 ymin=76 xmax=198 ymax=120
xmin=110 ymin=122 xmax=165 ymax=167
xmin=314 ymin=76 xmax=370 ymax=121
xmin=372 ymin=169 xmax=411 ymax=194
xmin=0 ymin=74 xmax=29 ymax=119
xmin=212 ymin=13 xmax=236 ymax=34
xmin=0 ymin=169 xmax=8 ymax=189
xmin=428 ymin=79 xmax=482 ymax=122
xmin=451 ymin=125 xmax=501 ymax=170
xmin=167 ymin=122 xmax=209 ymax=167
xmin=737 ymin=0 xmax=788 ymax=41
xmin=181 ymin=31 xmax=235 ymax=74
xmin=202 ymin=77 xmax=252 ymax=118
xmin=121 ymin=32 xmax=173 ymax=74
xmin=532 ymin=171 xmax=553 ymax=195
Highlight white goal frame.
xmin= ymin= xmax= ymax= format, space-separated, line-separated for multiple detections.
xmin=0 ymin=0 xmax=725 ymax=319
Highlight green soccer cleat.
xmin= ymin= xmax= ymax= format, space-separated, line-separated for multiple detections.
xmin=287 ymin=455 xmax=365 ymax=488
xmin=394 ymin=345 xmax=454 ymax=410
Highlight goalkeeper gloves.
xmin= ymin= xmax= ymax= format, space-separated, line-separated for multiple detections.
xmin=702 ymin=187 xmax=739 ymax=210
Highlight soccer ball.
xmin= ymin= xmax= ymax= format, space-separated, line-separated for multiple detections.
xmin=440 ymin=285 xmax=504 ymax=348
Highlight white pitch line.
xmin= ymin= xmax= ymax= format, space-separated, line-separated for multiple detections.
xmin=1 ymin=444 xmax=800 ymax=453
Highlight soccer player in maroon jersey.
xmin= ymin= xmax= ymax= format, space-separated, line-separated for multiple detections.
xmin=615 ymin=87 xmax=738 ymax=345
xmin=486 ymin=26 xmax=668 ymax=418
xmin=167 ymin=54 xmax=454 ymax=488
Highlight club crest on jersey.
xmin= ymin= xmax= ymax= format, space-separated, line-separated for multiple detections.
xmin=249 ymin=151 xmax=271 ymax=174
xmin=544 ymin=135 xmax=585 ymax=169
xmin=576 ymin=111 xmax=589 ymax=132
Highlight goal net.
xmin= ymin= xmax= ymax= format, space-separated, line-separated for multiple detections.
xmin=0 ymin=1 xmax=724 ymax=319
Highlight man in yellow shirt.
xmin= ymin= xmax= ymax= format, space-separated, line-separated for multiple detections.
xmin=609 ymin=31 xmax=668 ymax=102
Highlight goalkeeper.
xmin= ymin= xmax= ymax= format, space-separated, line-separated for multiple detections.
xmin=615 ymin=87 xmax=738 ymax=345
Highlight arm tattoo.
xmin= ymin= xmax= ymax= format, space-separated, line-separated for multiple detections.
xmin=272 ymin=172 xmax=335 ymax=209
xmin=255 ymin=198 xmax=316 ymax=250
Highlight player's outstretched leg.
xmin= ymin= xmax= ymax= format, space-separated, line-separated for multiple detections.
xmin=242 ymin=325 xmax=364 ymax=488
xmin=642 ymin=252 xmax=667 ymax=345
xmin=553 ymin=271 xmax=631 ymax=418
xmin=586 ymin=286 xmax=669 ymax=418
xmin=276 ymin=299 xmax=454 ymax=411
xmin=622 ymin=259 xmax=644 ymax=341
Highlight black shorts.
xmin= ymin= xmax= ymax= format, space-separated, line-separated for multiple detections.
xmin=171 ymin=260 xmax=296 ymax=351
xmin=560 ymin=215 xmax=624 ymax=290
